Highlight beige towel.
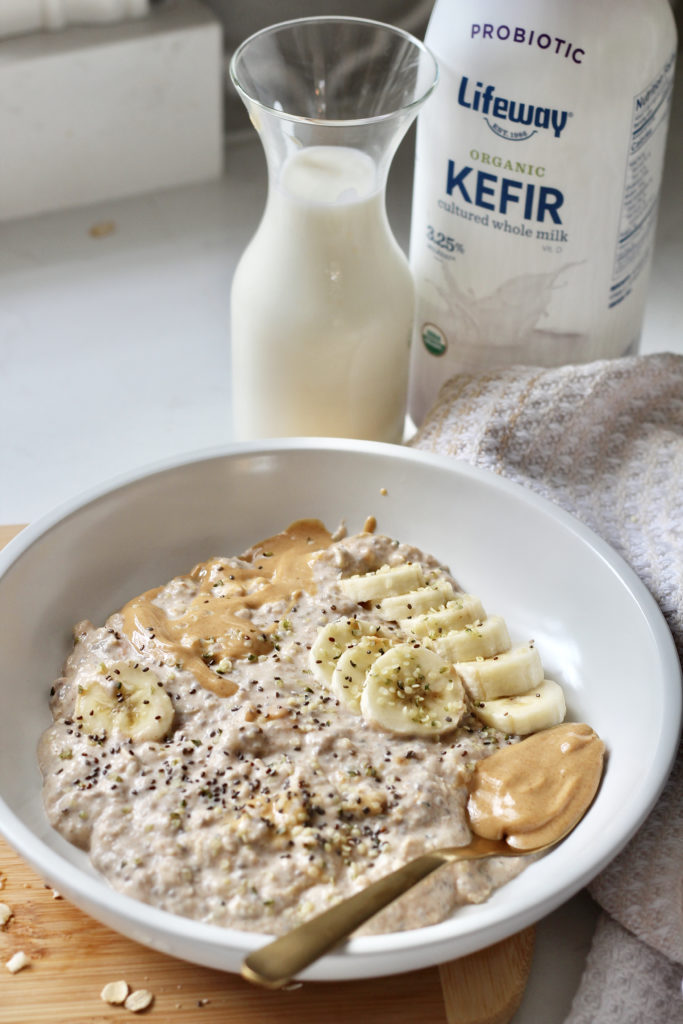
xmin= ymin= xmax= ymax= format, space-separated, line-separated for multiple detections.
xmin=411 ymin=353 xmax=683 ymax=1022
xmin=561 ymin=916 xmax=683 ymax=1024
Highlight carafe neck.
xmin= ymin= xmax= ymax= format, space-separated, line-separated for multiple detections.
xmin=248 ymin=104 xmax=413 ymax=199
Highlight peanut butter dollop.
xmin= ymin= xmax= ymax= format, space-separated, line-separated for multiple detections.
xmin=467 ymin=723 xmax=605 ymax=850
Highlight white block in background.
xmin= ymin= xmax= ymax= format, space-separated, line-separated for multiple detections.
xmin=0 ymin=0 xmax=224 ymax=221
xmin=0 ymin=1 xmax=152 ymax=38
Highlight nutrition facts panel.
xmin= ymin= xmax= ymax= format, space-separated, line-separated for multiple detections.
xmin=611 ymin=51 xmax=677 ymax=308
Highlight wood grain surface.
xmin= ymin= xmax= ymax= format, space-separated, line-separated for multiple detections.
xmin=0 ymin=524 xmax=534 ymax=1024
xmin=0 ymin=525 xmax=23 ymax=550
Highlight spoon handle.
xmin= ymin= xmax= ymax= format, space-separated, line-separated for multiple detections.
xmin=241 ymin=838 xmax=508 ymax=989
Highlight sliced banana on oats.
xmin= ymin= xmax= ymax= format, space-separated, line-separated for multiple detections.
xmin=75 ymin=661 xmax=174 ymax=742
xmin=361 ymin=643 xmax=465 ymax=736
xmin=400 ymin=593 xmax=487 ymax=638
xmin=338 ymin=563 xmax=425 ymax=603
xmin=472 ymin=678 xmax=566 ymax=734
xmin=428 ymin=615 xmax=511 ymax=664
xmin=330 ymin=635 xmax=392 ymax=714
xmin=455 ymin=642 xmax=544 ymax=702
xmin=309 ymin=618 xmax=375 ymax=687
xmin=378 ymin=578 xmax=456 ymax=621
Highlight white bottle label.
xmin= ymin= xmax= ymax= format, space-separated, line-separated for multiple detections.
xmin=408 ymin=7 xmax=676 ymax=424
xmin=611 ymin=57 xmax=677 ymax=309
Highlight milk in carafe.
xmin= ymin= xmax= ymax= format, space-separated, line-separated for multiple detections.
xmin=228 ymin=16 xmax=439 ymax=441
xmin=231 ymin=146 xmax=414 ymax=442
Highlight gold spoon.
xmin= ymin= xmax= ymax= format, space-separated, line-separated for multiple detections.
xmin=241 ymin=825 xmax=573 ymax=989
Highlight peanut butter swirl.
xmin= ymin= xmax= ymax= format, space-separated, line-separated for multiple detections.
xmin=121 ymin=519 xmax=333 ymax=697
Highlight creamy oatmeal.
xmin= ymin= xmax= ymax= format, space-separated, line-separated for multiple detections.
xmin=39 ymin=519 xmax=570 ymax=936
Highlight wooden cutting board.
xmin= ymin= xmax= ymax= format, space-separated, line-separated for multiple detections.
xmin=0 ymin=524 xmax=534 ymax=1024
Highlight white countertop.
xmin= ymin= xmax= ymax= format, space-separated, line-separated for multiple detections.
xmin=1 ymin=61 xmax=682 ymax=527
xmin=0 ymin=53 xmax=681 ymax=1024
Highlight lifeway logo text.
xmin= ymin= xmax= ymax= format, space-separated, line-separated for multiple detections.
xmin=458 ymin=76 xmax=570 ymax=140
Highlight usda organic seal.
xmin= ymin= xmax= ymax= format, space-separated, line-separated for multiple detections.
xmin=422 ymin=323 xmax=447 ymax=356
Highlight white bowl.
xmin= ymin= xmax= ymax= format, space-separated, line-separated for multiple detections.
xmin=0 ymin=439 xmax=680 ymax=980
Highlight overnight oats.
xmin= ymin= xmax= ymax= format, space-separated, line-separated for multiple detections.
xmin=39 ymin=519 xmax=587 ymax=936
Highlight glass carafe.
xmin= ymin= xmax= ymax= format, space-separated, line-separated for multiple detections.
xmin=229 ymin=16 xmax=438 ymax=442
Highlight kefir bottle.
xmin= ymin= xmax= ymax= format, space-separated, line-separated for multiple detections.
xmin=408 ymin=0 xmax=677 ymax=424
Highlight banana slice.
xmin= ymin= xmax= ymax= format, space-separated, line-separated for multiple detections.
xmin=330 ymin=635 xmax=392 ymax=713
xmin=455 ymin=642 xmax=544 ymax=702
xmin=361 ymin=643 xmax=465 ymax=736
xmin=400 ymin=593 xmax=485 ymax=636
xmin=428 ymin=615 xmax=511 ymax=664
xmin=75 ymin=661 xmax=174 ymax=742
xmin=378 ymin=579 xmax=456 ymax=622
xmin=338 ymin=563 xmax=425 ymax=603
xmin=310 ymin=618 xmax=375 ymax=687
xmin=471 ymin=678 xmax=566 ymax=735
